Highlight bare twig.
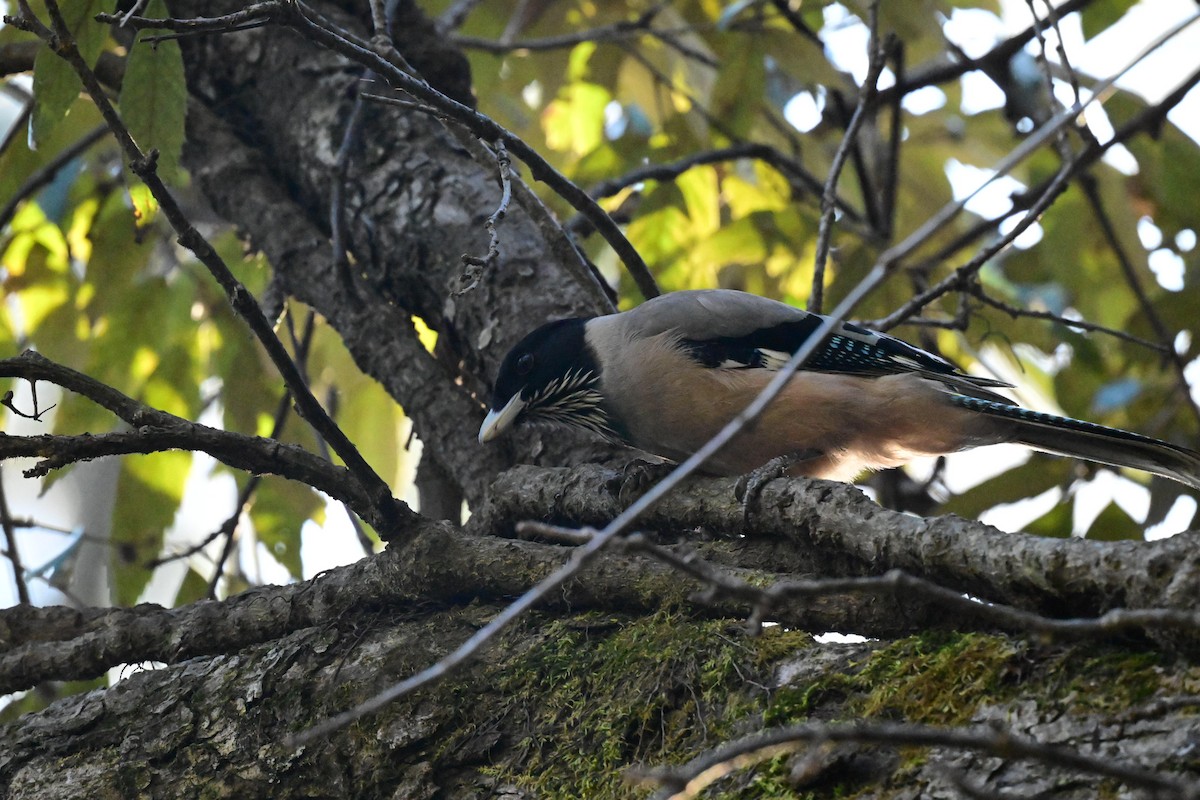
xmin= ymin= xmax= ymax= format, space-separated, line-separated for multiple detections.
xmin=16 ymin=0 xmax=408 ymax=536
xmin=0 ymin=352 xmax=382 ymax=527
xmin=966 ymin=284 xmax=1168 ymax=353
xmin=634 ymin=720 xmax=1197 ymax=799
xmin=0 ymin=125 xmax=108 ymax=232
xmin=0 ymin=477 xmax=31 ymax=605
xmin=457 ymin=140 xmax=512 ymax=295
xmin=449 ymin=6 xmax=664 ymax=53
xmin=96 ymin=2 xmax=278 ymax=33
xmin=809 ymin=5 xmax=885 ymax=313
xmin=284 ymin=0 xmax=660 ymax=300
xmin=1078 ymin=177 xmax=1200 ymax=431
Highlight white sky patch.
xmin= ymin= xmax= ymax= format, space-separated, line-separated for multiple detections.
xmin=1138 ymin=216 xmax=1164 ymax=249
xmin=604 ymin=100 xmax=626 ymax=139
xmin=300 ymin=503 xmax=374 ymax=579
xmin=944 ymin=158 xmax=1042 ymax=245
xmin=945 ymin=8 xmax=1006 ymax=59
xmin=822 ymin=4 xmax=871 ymax=83
xmin=902 ymin=85 xmax=948 ymax=115
xmin=978 ymin=485 xmax=1063 ymax=532
xmin=1177 ymin=229 xmax=1197 ymax=252
xmin=522 ymin=80 xmax=542 ymax=109
xmin=1145 ymin=495 xmax=1198 ymax=540
xmin=784 ymin=90 xmax=824 ymax=133
xmin=999 ymin=212 xmax=1044 ymax=249
xmin=905 ymin=443 xmax=1031 ymax=497
xmin=1072 ymin=471 xmax=1150 ymax=535
xmin=1148 ymin=248 xmax=1186 ymax=291
xmin=1175 ymin=330 xmax=1192 ymax=355
xmin=814 ymin=631 xmax=869 ymax=644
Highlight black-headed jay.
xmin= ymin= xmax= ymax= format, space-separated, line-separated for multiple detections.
xmin=479 ymin=289 xmax=1200 ymax=489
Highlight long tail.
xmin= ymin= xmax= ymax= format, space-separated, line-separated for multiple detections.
xmin=951 ymin=396 xmax=1200 ymax=490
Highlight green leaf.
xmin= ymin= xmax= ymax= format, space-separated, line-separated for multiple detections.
xmin=111 ymin=450 xmax=191 ymax=605
xmin=29 ymin=0 xmax=113 ymax=147
xmin=174 ymin=568 xmax=210 ymax=605
xmin=118 ymin=0 xmax=187 ymax=184
xmin=941 ymin=457 xmax=1069 ymax=519
xmin=30 ymin=48 xmax=82 ymax=149
xmin=1080 ymin=0 xmax=1137 ymax=41
xmin=1024 ymin=496 xmax=1073 ymax=539
xmin=250 ymin=479 xmax=322 ymax=579
xmin=1084 ymin=500 xmax=1142 ymax=542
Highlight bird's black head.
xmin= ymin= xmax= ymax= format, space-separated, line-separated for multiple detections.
xmin=479 ymin=318 xmax=617 ymax=443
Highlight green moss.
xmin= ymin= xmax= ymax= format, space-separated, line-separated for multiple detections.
xmin=441 ymin=611 xmax=810 ymax=800
xmin=339 ymin=611 xmax=1189 ymax=798
xmin=764 ymin=632 xmax=1021 ymax=729
xmin=1050 ymin=647 xmax=1164 ymax=712
xmin=853 ymin=632 xmax=1021 ymax=725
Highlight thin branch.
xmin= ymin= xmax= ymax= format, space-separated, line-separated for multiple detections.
xmin=456 ymin=139 xmax=512 ymax=295
xmin=966 ymin=284 xmax=1168 ymax=353
xmin=284 ymin=0 xmax=660 ymax=300
xmin=19 ymin=0 xmax=408 ymax=535
xmin=809 ymin=6 xmax=885 ymax=313
xmin=0 ymin=475 xmax=31 ymax=605
xmin=869 ymin=0 xmax=1092 ymax=109
xmin=0 ymin=124 xmax=108 ymax=232
xmin=579 ymin=143 xmax=866 ymax=232
xmin=452 ymin=8 xmax=662 ymax=53
xmin=0 ymin=352 xmax=380 ymax=527
xmin=1078 ymin=176 xmax=1200 ymax=431
xmin=634 ymin=719 xmax=1197 ymax=800
xmin=330 ymin=81 xmax=369 ymax=302
xmin=95 ymin=2 xmax=278 ymax=33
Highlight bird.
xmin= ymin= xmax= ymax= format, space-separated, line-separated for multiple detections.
xmin=478 ymin=289 xmax=1200 ymax=490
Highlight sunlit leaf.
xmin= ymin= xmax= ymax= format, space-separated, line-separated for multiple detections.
xmin=542 ymin=82 xmax=610 ymax=157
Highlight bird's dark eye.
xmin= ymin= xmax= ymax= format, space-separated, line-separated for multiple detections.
xmin=516 ymin=353 xmax=535 ymax=375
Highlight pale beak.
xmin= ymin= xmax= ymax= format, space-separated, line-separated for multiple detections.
xmin=478 ymin=394 xmax=527 ymax=443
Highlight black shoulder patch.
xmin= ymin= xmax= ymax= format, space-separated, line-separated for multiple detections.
xmin=677 ymin=314 xmax=966 ymax=378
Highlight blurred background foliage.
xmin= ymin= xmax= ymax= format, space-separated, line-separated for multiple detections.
xmin=1 ymin=0 xmax=1198 ymax=630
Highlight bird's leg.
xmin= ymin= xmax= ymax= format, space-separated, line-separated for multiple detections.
xmin=735 ymin=449 xmax=824 ymax=523
xmin=607 ymin=454 xmax=678 ymax=505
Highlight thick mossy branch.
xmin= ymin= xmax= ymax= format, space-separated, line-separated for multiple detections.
xmin=5 ymin=462 xmax=1199 ymax=694
xmin=479 ymin=464 xmax=1200 ymax=619
xmin=3 ymin=609 xmax=1196 ymax=799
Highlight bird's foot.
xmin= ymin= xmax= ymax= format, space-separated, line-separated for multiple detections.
xmin=735 ymin=449 xmax=823 ymax=524
xmin=607 ymin=456 xmax=677 ymax=505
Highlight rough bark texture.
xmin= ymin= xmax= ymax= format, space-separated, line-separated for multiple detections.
xmin=4 ymin=602 xmax=1198 ymax=799
xmin=175 ymin=0 xmax=617 ymax=504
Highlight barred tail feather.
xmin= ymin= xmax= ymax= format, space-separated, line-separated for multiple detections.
xmin=951 ymin=396 xmax=1200 ymax=490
